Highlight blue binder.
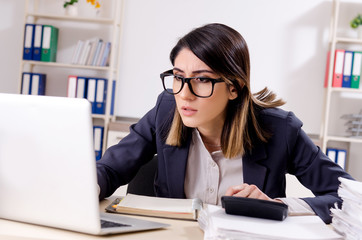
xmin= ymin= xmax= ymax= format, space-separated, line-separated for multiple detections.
xmin=23 ymin=24 xmax=35 ymax=60
xmin=32 ymin=24 xmax=43 ymax=61
xmin=76 ymin=76 xmax=88 ymax=99
xmin=342 ymin=51 xmax=354 ymax=88
xmin=110 ymin=80 xmax=116 ymax=115
xmin=93 ymin=126 xmax=104 ymax=161
xmin=21 ymin=72 xmax=32 ymax=94
xmin=326 ymin=148 xmax=337 ymax=162
xmin=336 ymin=149 xmax=347 ymax=170
xmin=30 ymin=73 xmax=46 ymax=95
xmin=94 ymin=78 xmax=107 ymax=114
xmin=87 ymin=78 xmax=97 ymax=113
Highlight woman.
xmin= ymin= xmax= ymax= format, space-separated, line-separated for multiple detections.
xmin=97 ymin=23 xmax=353 ymax=224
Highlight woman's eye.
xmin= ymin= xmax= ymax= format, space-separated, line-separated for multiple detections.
xmin=174 ymin=76 xmax=183 ymax=81
xmin=196 ymin=78 xmax=211 ymax=83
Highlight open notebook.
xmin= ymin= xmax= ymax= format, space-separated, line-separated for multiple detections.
xmin=0 ymin=93 xmax=168 ymax=235
xmin=106 ymin=194 xmax=203 ymax=220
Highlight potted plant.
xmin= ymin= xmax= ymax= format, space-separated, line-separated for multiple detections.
xmin=63 ymin=0 xmax=101 ymax=16
xmin=63 ymin=0 xmax=78 ymax=8
xmin=63 ymin=0 xmax=79 ymax=16
xmin=350 ymin=14 xmax=362 ymax=39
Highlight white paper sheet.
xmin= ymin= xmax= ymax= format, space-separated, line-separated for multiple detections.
xmin=201 ymin=205 xmax=343 ymax=240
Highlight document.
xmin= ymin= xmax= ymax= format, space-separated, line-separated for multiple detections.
xmin=107 ymin=194 xmax=203 ymax=220
xmin=199 ymin=205 xmax=342 ymax=240
xmin=331 ymin=177 xmax=362 ymax=239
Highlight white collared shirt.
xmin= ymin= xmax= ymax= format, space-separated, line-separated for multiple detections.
xmin=184 ymin=129 xmax=314 ymax=215
xmin=184 ymin=129 xmax=243 ymax=205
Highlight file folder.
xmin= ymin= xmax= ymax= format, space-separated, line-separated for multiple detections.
xmin=23 ymin=24 xmax=34 ymax=60
xmin=30 ymin=73 xmax=46 ymax=95
xmin=94 ymin=78 xmax=107 ymax=114
xmin=32 ymin=24 xmax=43 ymax=61
xmin=92 ymin=40 xmax=104 ymax=66
xmin=87 ymin=78 xmax=97 ymax=113
xmin=100 ymin=42 xmax=111 ymax=66
xmin=95 ymin=41 xmax=107 ymax=66
xmin=71 ymin=40 xmax=84 ymax=64
xmin=336 ymin=149 xmax=346 ymax=170
xmin=93 ymin=126 xmax=104 ymax=161
xmin=326 ymin=148 xmax=337 ymax=163
xmin=342 ymin=51 xmax=353 ymax=88
xmin=110 ymin=80 xmax=116 ymax=115
xmin=86 ymin=38 xmax=102 ymax=65
xmin=351 ymin=51 xmax=362 ymax=89
xmin=78 ymin=40 xmax=91 ymax=65
xmin=76 ymin=77 xmax=88 ymax=99
xmin=67 ymin=75 xmax=77 ymax=98
xmin=332 ymin=49 xmax=345 ymax=87
xmin=21 ymin=72 xmax=32 ymax=94
xmin=41 ymin=25 xmax=59 ymax=62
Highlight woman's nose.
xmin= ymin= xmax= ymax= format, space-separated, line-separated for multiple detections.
xmin=178 ymin=82 xmax=195 ymax=100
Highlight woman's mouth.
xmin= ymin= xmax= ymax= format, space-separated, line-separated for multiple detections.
xmin=180 ymin=106 xmax=197 ymax=116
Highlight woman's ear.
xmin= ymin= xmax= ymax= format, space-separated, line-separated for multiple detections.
xmin=228 ymin=84 xmax=238 ymax=100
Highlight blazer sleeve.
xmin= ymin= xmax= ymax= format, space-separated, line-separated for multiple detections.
xmin=96 ymin=92 xmax=170 ymax=200
xmin=285 ymin=112 xmax=354 ymax=224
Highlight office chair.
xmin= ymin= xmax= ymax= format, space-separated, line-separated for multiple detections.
xmin=126 ymin=155 xmax=158 ymax=197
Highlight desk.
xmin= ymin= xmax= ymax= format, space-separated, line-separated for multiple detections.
xmin=0 ymin=196 xmax=204 ymax=240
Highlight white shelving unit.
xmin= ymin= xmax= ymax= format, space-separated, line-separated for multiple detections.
xmin=20 ymin=0 xmax=124 ymax=154
xmin=321 ymin=0 xmax=362 ymax=160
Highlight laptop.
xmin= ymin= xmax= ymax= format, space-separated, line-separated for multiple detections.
xmin=0 ymin=93 xmax=169 ymax=235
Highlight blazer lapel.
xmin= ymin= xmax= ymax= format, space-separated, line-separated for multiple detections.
xmin=242 ymin=142 xmax=268 ymax=191
xmin=162 ymin=144 xmax=190 ymax=198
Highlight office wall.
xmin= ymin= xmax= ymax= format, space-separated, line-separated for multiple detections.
xmin=117 ymin=0 xmax=332 ymax=135
xmin=1 ymin=0 xmax=332 ymax=135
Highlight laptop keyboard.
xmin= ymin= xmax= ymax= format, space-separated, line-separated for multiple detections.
xmin=100 ymin=219 xmax=131 ymax=228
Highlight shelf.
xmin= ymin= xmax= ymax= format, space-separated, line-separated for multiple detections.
xmin=335 ymin=37 xmax=362 ymax=44
xmin=26 ymin=12 xmax=115 ymax=25
xmin=326 ymin=135 xmax=362 ymax=144
xmin=21 ymin=0 xmax=124 ymax=155
xmin=321 ymin=0 xmax=362 ymax=155
xmin=92 ymin=114 xmax=114 ymax=120
xmin=22 ymin=60 xmax=114 ymax=71
xmin=329 ymin=87 xmax=362 ymax=94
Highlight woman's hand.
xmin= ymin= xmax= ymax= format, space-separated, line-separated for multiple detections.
xmin=225 ymin=183 xmax=282 ymax=203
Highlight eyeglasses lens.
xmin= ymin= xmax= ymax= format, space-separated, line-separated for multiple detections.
xmin=163 ymin=75 xmax=213 ymax=97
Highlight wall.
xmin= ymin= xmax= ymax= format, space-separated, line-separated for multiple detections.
xmin=116 ymin=0 xmax=332 ymax=135
xmin=1 ymin=0 xmax=332 ymax=134
xmin=0 ymin=0 xmax=361 ymax=181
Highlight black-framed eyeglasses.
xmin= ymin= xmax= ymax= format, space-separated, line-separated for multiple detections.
xmin=160 ymin=70 xmax=224 ymax=98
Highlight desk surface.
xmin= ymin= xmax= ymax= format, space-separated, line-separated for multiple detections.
xmin=0 ymin=196 xmax=204 ymax=240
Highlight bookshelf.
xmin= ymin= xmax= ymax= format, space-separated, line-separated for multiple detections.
xmin=321 ymin=0 xmax=362 ymax=170
xmin=19 ymin=0 xmax=124 ymax=154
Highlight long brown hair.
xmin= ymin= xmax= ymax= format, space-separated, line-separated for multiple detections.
xmin=166 ymin=23 xmax=285 ymax=158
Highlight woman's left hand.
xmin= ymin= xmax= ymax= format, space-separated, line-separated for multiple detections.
xmin=224 ymin=183 xmax=282 ymax=203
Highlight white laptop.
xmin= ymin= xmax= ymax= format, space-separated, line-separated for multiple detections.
xmin=0 ymin=93 xmax=168 ymax=235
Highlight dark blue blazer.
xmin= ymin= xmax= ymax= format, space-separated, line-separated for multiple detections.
xmin=97 ymin=91 xmax=353 ymax=223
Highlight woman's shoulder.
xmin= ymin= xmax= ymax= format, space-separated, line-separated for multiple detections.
xmin=258 ymin=107 xmax=303 ymax=129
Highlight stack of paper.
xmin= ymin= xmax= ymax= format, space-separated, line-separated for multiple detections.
xmin=331 ymin=177 xmax=362 ymax=239
xmin=199 ymin=205 xmax=342 ymax=240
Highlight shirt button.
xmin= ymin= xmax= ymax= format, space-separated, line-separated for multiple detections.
xmin=209 ymin=188 xmax=214 ymax=193
xmin=210 ymin=162 xmax=216 ymax=167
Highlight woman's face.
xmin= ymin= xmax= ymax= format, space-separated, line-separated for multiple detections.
xmin=173 ymin=48 xmax=237 ymax=133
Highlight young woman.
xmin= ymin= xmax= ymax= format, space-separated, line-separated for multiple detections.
xmin=97 ymin=23 xmax=353 ymax=224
